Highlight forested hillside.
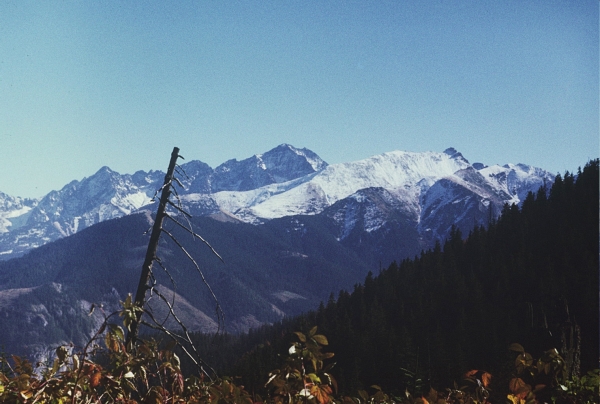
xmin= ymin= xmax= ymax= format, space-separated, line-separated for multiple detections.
xmin=190 ymin=159 xmax=598 ymax=397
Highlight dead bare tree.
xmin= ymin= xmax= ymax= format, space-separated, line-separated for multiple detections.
xmin=124 ymin=147 xmax=224 ymax=380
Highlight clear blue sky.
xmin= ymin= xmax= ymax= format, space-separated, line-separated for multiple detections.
xmin=1 ymin=1 xmax=598 ymax=198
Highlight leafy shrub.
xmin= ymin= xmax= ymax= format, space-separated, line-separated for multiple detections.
xmin=0 ymin=299 xmax=597 ymax=404
xmin=507 ymin=343 xmax=599 ymax=404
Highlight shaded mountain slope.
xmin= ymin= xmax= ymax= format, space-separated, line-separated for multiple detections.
xmin=0 ymin=209 xmax=373 ymax=357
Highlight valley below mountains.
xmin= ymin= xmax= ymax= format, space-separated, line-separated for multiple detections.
xmin=0 ymin=144 xmax=555 ymax=359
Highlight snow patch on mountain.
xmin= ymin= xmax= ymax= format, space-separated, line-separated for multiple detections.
xmin=326 ymin=186 xmax=421 ymax=241
xmin=0 ymin=205 xmax=34 ymax=234
xmin=219 ymin=149 xmax=471 ymax=222
xmin=272 ymin=290 xmax=307 ymax=303
xmin=114 ymin=191 xmax=154 ymax=214
xmin=0 ymin=145 xmax=555 ymax=260
xmin=0 ymin=192 xmax=39 ymax=234
xmin=478 ymin=163 xmax=555 ymax=205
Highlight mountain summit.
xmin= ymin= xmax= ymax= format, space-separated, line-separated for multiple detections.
xmin=0 ymin=145 xmax=554 ymax=260
xmin=210 ymin=144 xmax=328 ymax=192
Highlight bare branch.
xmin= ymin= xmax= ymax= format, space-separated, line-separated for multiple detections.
xmin=142 ymin=224 xmax=153 ymax=235
xmin=167 ymin=185 xmax=193 ymax=234
xmin=161 ymin=228 xmax=225 ymax=331
xmin=164 ymin=213 xmax=224 ymax=262
xmin=141 ymin=301 xmax=218 ymax=381
xmin=144 ymin=266 xmax=173 ymax=330
xmin=172 ymin=175 xmax=185 ymax=190
xmin=166 ymin=199 xmax=193 ymax=218
xmin=142 ymin=319 xmax=215 ymax=381
xmin=155 ymin=257 xmax=177 ymax=289
xmin=150 ymin=286 xmax=193 ymax=341
xmin=150 ymin=180 xmax=170 ymax=202
xmin=175 ymin=163 xmax=191 ymax=180
xmin=163 ymin=185 xmax=199 ymax=243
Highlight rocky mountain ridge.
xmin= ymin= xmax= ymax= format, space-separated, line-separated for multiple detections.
xmin=0 ymin=144 xmax=326 ymax=259
xmin=0 ymin=144 xmax=554 ymax=260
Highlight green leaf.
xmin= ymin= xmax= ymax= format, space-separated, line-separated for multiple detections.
xmin=308 ymin=326 xmax=318 ymax=337
xmin=109 ymin=324 xmax=125 ymax=341
xmin=294 ymin=332 xmax=306 ymax=343
xmin=537 ymin=360 xmax=545 ymax=373
xmin=515 ymin=352 xmax=533 ymax=372
xmin=55 ymin=346 xmax=68 ymax=363
xmin=51 ymin=358 xmax=60 ymax=374
xmin=308 ymin=373 xmax=321 ymax=384
xmin=509 ymin=343 xmax=525 ymax=353
xmin=312 ymin=334 xmax=329 ymax=346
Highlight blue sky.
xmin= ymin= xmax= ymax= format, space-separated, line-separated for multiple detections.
xmin=1 ymin=1 xmax=598 ymax=198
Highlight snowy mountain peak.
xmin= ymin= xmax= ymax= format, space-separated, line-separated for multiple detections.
xmin=0 ymin=192 xmax=38 ymax=235
xmin=443 ymin=147 xmax=470 ymax=164
xmin=97 ymin=166 xmax=114 ymax=174
xmin=267 ymin=144 xmax=328 ymax=172
xmin=211 ymin=145 xmax=327 ymax=192
xmin=478 ymin=163 xmax=555 ymax=205
xmin=0 ymin=145 xmax=555 ymax=260
xmin=225 ymin=148 xmax=473 ymax=223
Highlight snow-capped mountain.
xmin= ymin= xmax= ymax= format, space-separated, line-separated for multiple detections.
xmin=213 ymin=147 xmax=472 ymax=222
xmin=0 ymin=144 xmax=554 ymax=260
xmin=0 ymin=167 xmax=165 ymax=258
xmin=210 ymin=144 xmax=327 ymax=192
xmin=0 ymin=192 xmax=38 ymax=234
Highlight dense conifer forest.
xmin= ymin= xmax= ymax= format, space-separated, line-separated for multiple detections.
xmin=186 ymin=159 xmax=599 ymax=398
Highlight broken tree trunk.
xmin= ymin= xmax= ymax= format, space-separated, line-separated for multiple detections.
xmin=126 ymin=146 xmax=180 ymax=348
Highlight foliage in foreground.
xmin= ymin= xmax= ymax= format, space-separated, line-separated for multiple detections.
xmin=0 ymin=312 xmax=597 ymax=404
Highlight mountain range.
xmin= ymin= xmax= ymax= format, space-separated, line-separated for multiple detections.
xmin=0 ymin=144 xmax=553 ymax=260
xmin=0 ymin=144 xmax=556 ymax=360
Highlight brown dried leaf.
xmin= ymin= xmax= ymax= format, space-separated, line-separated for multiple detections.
xmin=481 ymin=372 xmax=492 ymax=387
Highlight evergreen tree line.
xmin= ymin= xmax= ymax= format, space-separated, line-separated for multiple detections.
xmin=185 ymin=160 xmax=599 ymax=398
